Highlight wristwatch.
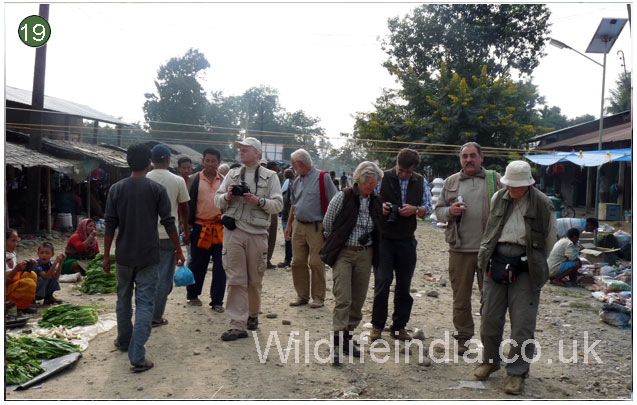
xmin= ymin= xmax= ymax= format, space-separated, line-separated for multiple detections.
xmin=416 ymin=207 xmax=420 ymax=216
xmin=258 ymin=197 xmax=265 ymax=207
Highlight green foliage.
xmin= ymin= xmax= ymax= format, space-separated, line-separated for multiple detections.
xmin=38 ymin=303 xmax=99 ymax=328
xmin=354 ymin=64 xmax=549 ymax=175
xmin=382 ymin=4 xmax=551 ymax=80
xmin=606 ymin=71 xmax=631 ymax=114
xmin=5 ymin=335 xmax=80 ymax=385
xmin=79 ymin=254 xmax=117 ymax=294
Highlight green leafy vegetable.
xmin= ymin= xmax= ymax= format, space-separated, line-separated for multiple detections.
xmin=79 ymin=254 xmax=117 ymax=294
xmin=38 ymin=303 xmax=99 ymax=328
xmin=5 ymin=335 xmax=79 ymax=385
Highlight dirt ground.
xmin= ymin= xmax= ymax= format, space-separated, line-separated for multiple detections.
xmin=6 ymin=220 xmax=633 ymax=400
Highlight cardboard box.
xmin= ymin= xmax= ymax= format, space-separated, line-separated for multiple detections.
xmin=581 ymin=247 xmax=620 ymax=265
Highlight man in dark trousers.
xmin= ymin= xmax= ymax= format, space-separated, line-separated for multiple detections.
xmin=371 ymin=148 xmax=432 ymax=342
xmin=103 ymin=143 xmax=185 ymax=373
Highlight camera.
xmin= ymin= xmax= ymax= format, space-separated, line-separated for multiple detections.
xmin=24 ymin=261 xmax=34 ymax=273
xmin=231 ymin=181 xmax=251 ymax=196
xmin=386 ymin=203 xmax=401 ymax=223
xmin=358 ymin=232 xmax=370 ymax=246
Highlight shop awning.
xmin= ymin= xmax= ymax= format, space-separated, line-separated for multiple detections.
xmin=524 ymin=148 xmax=631 ymax=167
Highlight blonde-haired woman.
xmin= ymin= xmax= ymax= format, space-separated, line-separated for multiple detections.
xmin=321 ymin=161 xmax=384 ymax=366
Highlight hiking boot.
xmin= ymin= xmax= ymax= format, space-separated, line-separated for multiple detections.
xmin=220 ymin=329 xmax=248 ymax=341
xmin=369 ymin=328 xmax=382 ymax=342
xmin=289 ymin=297 xmax=309 ymax=307
xmin=247 ymin=316 xmax=259 ymax=331
xmin=504 ymin=375 xmax=524 ymax=395
xmin=343 ymin=333 xmax=361 ymax=358
xmin=456 ymin=339 xmax=469 ymax=354
xmin=309 ymin=300 xmax=324 ymax=308
xmin=391 ymin=328 xmax=412 ymax=341
xmin=474 ymin=362 xmax=501 ymax=381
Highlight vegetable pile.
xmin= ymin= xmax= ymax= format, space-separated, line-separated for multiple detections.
xmin=6 ymin=335 xmax=80 ymax=385
xmin=79 ymin=254 xmax=117 ymax=294
xmin=38 ymin=303 xmax=99 ymax=328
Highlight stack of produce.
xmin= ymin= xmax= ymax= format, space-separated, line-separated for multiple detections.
xmin=585 ymin=264 xmax=632 ymax=328
xmin=38 ymin=303 xmax=99 ymax=328
xmin=6 ymin=335 xmax=80 ymax=385
xmin=79 ymin=254 xmax=117 ymax=294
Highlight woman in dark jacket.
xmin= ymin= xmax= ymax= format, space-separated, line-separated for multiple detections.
xmin=321 ymin=161 xmax=384 ymax=366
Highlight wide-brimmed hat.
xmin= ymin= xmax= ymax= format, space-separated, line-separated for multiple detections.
xmin=233 ymin=137 xmax=262 ymax=153
xmin=501 ymin=160 xmax=535 ymax=187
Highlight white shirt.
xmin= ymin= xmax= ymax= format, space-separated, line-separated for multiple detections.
xmin=147 ymin=169 xmax=190 ymax=239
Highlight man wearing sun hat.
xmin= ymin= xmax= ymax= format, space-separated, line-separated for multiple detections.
xmin=474 ymin=160 xmax=556 ymax=395
xmin=214 ymin=137 xmax=283 ymax=341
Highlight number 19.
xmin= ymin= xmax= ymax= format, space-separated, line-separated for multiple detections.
xmin=20 ymin=23 xmax=46 ymax=42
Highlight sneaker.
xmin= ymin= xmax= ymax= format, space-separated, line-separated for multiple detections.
xmin=474 ymin=362 xmax=501 ymax=381
xmin=266 ymin=262 xmax=276 ymax=270
xmin=277 ymin=261 xmax=291 ymax=268
xmin=369 ymin=328 xmax=382 ymax=342
xmin=187 ymin=298 xmax=203 ymax=306
xmin=247 ymin=316 xmax=259 ymax=331
xmin=289 ymin=298 xmax=309 ymax=307
xmin=504 ymin=375 xmax=524 ymax=395
xmin=309 ymin=300 xmax=324 ymax=308
xmin=391 ymin=328 xmax=412 ymax=341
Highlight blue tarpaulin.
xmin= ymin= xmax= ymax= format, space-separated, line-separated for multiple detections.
xmin=524 ymin=148 xmax=631 ymax=167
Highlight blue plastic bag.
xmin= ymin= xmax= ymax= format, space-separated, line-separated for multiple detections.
xmin=174 ymin=265 xmax=195 ymax=287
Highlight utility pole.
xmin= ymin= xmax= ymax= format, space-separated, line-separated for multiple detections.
xmin=26 ymin=3 xmax=49 ymax=234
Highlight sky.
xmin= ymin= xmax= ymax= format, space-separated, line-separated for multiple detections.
xmin=3 ymin=2 xmax=633 ymax=148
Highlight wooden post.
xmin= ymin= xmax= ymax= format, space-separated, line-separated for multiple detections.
xmin=93 ymin=120 xmax=99 ymax=144
xmin=618 ymin=162 xmax=625 ymax=219
xmin=116 ymin=125 xmax=122 ymax=147
xmin=46 ymin=167 xmax=52 ymax=234
xmin=585 ymin=167 xmax=594 ymax=214
xmin=87 ymin=174 xmax=91 ymax=219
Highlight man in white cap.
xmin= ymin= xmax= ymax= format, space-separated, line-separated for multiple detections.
xmin=474 ymin=160 xmax=556 ymax=395
xmin=214 ymin=137 xmax=283 ymax=341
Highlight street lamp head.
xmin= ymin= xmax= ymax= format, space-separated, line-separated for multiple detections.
xmin=549 ymin=38 xmax=568 ymax=49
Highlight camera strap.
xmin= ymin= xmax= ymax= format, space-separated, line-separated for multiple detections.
xmin=239 ymin=165 xmax=260 ymax=195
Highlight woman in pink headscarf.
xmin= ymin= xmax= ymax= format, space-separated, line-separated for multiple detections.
xmin=61 ymin=218 xmax=100 ymax=275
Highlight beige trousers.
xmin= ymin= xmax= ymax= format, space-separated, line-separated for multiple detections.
xmin=448 ymin=251 xmax=484 ymax=340
xmin=291 ymin=221 xmax=326 ymax=302
xmin=222 ymin=227 xmax=267 ymax=331
xmin=331 ymin=248 xmax=373 ymax=332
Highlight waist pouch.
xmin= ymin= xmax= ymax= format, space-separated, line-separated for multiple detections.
xmin=221 ymin=216 xmax=236 ymax=231
xmin=488 ymin=251 xmax=528 ymax=285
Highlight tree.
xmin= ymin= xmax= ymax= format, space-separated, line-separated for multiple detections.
xmin=606 ymin=71 xmax=631 ymax=114
xmin=143 ymin=48 xmax=212 ymax=150
xmin=381 ymin=4 xmax=551 ymax=80
xmin=354 ymin=64 xmax=550 ymax=176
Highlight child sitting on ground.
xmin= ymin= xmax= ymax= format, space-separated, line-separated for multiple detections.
xmin=5 ymin=228 xmax=38 ymax=314
xmin=34 ymin=242 xmax=66 ymax=305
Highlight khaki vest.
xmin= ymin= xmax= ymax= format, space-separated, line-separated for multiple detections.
xmin=477 ymin=187 xmax=555 ymax=291
xmin=223 ymin=166 xmax=277 ymax=229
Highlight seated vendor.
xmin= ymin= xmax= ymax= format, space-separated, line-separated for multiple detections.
xmin=5 ymin=228 xmax=38 ymax=314
xmin=548 ymin=228 xmax=582 ymax=286
xmin=62 ymin=218 xmax=100 ymax=275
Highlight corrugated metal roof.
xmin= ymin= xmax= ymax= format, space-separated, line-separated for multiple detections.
xmin=6 ymin=86 xmax=130 ymax=126
xmin=6 ymin=142 xmax=80 ymax=170
xmin=538 ymin=122 xmax=632 ymax=150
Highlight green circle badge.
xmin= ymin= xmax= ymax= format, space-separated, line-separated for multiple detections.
xmin=18 ymin=15 xmax=51 ymax=47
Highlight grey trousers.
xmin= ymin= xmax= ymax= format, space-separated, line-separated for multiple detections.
xmin=480 ymin=249 xmax=541 ymax=377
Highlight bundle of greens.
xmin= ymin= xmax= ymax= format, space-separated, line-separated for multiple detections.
xmin=38 ymin=303 xmax=99 ymax=328
xmin=5 ymin=335 xmax=79 ymax=385
xmin=79 ymin=254 xmax=117 ymax=294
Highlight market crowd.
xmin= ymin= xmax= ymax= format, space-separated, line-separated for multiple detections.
xmin=7 ymin=138 xmax=582 ymax=395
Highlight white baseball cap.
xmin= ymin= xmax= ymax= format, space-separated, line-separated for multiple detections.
xmin=233 ymin=137 xmax=262 ymax=153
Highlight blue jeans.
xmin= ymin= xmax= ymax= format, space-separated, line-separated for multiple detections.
xmin=187 ymin=223 xmax=225 ymax=306
xmin=371 ymin=237 xmax=417 ymax=331
xmin=35 ymin=277 xmax=61 ymax=300
xmin=153 ymin=240 xmax=176 ymax=322
xmin=115 ymin=262 xmax=158 ymax=365
xmin=282 ymin=220 xmax=292 ymax=264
